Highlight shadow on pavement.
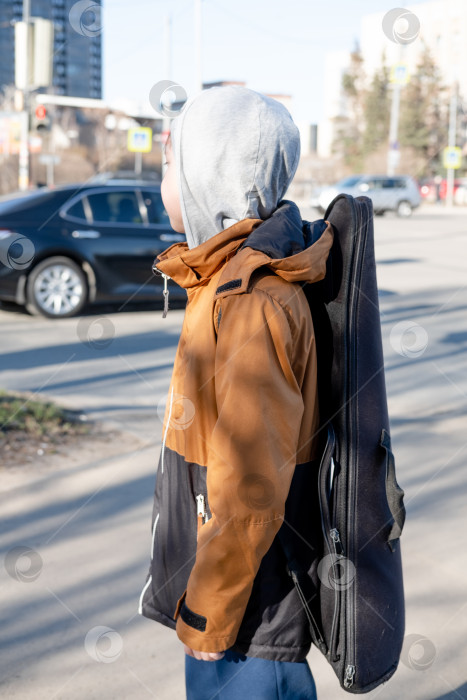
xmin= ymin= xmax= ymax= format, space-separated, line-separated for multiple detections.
xmin=0 ymin=455 xmax=160 ymax=680
xmin=432 ymin=684 xmax=467 ymax=700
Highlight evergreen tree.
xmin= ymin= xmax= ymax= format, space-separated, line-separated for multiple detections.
xmin=332 ymin=42 xmax=449 ymax=176
xmin=363 ymin=57 xmax=390 ymax=157
xmin=331 ymin=43 xmax=366 ymax=172
xmin=398 ymin=42 xmax=448 ymax=175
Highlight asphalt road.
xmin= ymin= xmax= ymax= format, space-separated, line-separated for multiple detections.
xmin=1 ymin=204 xmax=467 ymax=699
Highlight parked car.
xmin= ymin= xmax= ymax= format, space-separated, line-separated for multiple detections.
xmin=89 ymin=170 xmax=162 ymax=184
xmin=419 ymin=178 xmax=438 ymax=202
xmin=312 ymin=174 xmax=421 ymax=217
xmin=439 ymin=177 xmax=464 ymax=201
xmin=454 ymin=179 xmax=467 ymax=205
xmin=0 ymin=183 xmax=186 ymax=318
xmin=419 ymin=177 xmax=467 ymax=203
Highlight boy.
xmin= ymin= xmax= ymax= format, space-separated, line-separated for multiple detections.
xmin=139 ymin=86 xmax=334 ymax=699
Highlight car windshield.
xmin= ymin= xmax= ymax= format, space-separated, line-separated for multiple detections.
xmin=336 ymin=176 xmax=362 ymax=188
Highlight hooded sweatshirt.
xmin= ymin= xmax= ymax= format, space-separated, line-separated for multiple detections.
xmin=170 ymin=85 xmax=301 ymax=249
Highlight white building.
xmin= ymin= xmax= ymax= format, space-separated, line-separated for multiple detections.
xmin=317 ymin=50 xmax=353 ymax=158
xmin=318 ymin=0 xmax=467 ymax=158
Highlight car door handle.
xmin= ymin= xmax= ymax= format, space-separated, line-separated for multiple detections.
xmin=160 ymin=233 xmax=185 ymax=242
xmin=71 ymin=230 xmax=101 ymax=239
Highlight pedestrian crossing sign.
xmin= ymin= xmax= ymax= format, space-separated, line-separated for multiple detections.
xmin=128 ymin=128 xmax=153 ymax=153
xmin=390 ymin=63 xmax=409 ymax=84
xmin=443 ymin=147 xmax=462 ymax=169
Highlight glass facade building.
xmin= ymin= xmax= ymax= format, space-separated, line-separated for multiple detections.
xmin=0 ymin=0 xmax=102 ymax=98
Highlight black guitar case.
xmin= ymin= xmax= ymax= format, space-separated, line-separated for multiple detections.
xmin=282 ymin=194 xmax=406 ymax=693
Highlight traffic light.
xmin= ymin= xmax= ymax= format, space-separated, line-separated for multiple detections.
xmin=31 ymin=104 xmax=51 ymax=132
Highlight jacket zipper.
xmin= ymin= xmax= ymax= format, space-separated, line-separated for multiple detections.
xmin=196 ymin=494 xmax=205 ymax=535
xmin=196 ymin=494 xmax=209 ymax=537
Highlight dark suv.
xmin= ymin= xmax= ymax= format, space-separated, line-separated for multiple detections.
xmin=0 ymin=183 xmax=187 ymax=318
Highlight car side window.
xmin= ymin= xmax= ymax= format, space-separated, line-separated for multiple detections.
xmin=66 ymin=198 xmax=86 ymax=220
xmin=87 ymin=192 xmax=143 ymax=224
xmin=382 ymin=178 xmax=405 ymax=189
xmin=143 ymin=190 xmax=170 ymax=224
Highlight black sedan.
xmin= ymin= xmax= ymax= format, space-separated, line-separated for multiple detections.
xmin=0 ymin=182 xmax=187 ymax=318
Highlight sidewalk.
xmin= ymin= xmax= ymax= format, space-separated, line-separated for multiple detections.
xmin=0 ymin=436 xmax=187 ymax=699
xmin=1 ymin=212 xmax=467 ymax=699
xmin=1 ymin=390 xmax=466 ymax=699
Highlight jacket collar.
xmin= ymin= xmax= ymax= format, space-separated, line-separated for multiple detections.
xmin=153 ymin=200 xmax=334 ymax=293
xmin=153 ymin=217 xmax=263 ymax=289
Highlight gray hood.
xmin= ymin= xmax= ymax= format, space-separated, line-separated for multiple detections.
xmin=170 ymin=85 xmax=301 ymax=250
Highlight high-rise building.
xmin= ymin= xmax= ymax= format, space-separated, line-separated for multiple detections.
xmin=0 ymin=0 xmax=102 ymax=98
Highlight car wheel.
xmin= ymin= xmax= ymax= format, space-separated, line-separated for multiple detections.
xmin=26 ymin=256 xmax=88 ymax=318
xmin=396 ymin=201 xmax=413 ymax=218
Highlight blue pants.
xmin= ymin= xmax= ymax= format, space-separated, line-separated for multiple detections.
xmin=185 ymin=650 xmax=318 ymax=700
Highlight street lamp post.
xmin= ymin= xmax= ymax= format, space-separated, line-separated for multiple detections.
xmin=387 ymin=46 xmax=409 ymax=177
xmin=445 ymin=82 xmax=458 ymax=208
xmin=161 ymin=12 xmax=172 ymax=178
xmin=194 ymin=0 xmax=202 ymax=93
xmin=18 ymin=0 xmax=31 ymax=191
xmin=387 ymin=80 xmax=401 ymax=176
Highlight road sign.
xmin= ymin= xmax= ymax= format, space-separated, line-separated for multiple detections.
xmin=390 ymin=63 xmax=410 ymax=85
xmin=127 ymin=127 xmax=153 ymax=153
xmin=443 ymin=146 xmax=462 ymax=169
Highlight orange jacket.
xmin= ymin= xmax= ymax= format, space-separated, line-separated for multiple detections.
xmin=139 ymin=201 xmax=334 ymax=659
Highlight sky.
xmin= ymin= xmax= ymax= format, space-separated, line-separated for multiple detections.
xmin=102 ymin=0 xmax=428 ymax=124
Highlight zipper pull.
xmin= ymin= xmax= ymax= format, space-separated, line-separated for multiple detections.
xmin=161 ymin=272 xmax=170 ymax=318
xmin=152 ymin=265 xmax=171 ymax=319
xmin=330 ymin=528 xmax=345 ymax=556
xmin=344 ymin=664 xmax=356 ymax=688
xmin=196 ymin=494 xmax=205 ymax=534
